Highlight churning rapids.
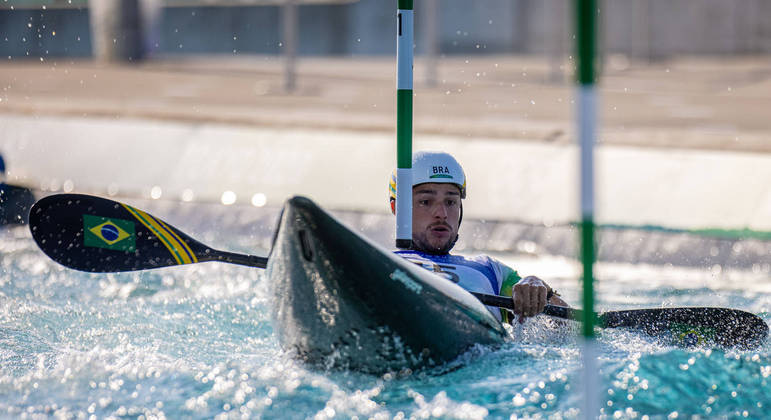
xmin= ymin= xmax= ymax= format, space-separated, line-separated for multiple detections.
xmin=1 ymin=199 xmax=769 ymax=419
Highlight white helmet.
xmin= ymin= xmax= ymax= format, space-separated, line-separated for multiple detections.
xmin=389 ymin=151 xmax=466 ymax=212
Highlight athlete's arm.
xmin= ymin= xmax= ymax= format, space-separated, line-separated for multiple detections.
xmin=512 ymin=275 xmax=548 ymax=320
xmin=512 ymin=276 xmax=569 ymax=322
xmin=494 ymin=258 xmax=569 ymax=323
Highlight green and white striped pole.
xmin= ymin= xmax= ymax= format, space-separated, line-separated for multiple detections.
xmin=576 ymin=0 xmax=600 ymax=417
xmin=395 ymin=0 xmax=414 ymax=249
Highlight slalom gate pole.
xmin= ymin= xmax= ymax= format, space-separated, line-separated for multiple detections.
xmin=576 ymin=0 xmax=600 ymax=417
xmin=395 ymin=0 xmax=414 ymax=249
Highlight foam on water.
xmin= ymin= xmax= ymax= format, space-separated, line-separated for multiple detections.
xmin=1 ymin=211 xmax=769 ymax=419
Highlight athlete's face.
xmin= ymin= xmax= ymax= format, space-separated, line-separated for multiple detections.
xmin=411 ymin=183 xmax=461 ymax=254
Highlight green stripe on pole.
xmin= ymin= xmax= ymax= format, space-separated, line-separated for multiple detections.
xmin=398 ymin=0 xmax=413 ymax=9
xmin=397 ymin=89 xmax=413 ymax=168
xmin=581 ymin=218 xmax=597 ymax=337
xmin=576 ymin=0 xmax=596 ymax=85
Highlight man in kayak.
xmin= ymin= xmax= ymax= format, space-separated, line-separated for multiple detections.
xmin=390 ymin=151 xmax=568 ymax=323
xmin=0 ymin=152 xmax=36 ymax=225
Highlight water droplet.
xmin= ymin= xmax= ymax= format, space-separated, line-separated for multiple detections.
xmin=251 ymin=193 xmax=267 ymax=207
xmin=221 ymin=191 xmax=237 ymax=205
xmin=181 ymin=189 xmax=194 ymax=202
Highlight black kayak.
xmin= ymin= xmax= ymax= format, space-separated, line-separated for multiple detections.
xmin=267 ymin=196 xmax=508 ymax=373
xmin=0 ymin=183 xmax=36 ymax=225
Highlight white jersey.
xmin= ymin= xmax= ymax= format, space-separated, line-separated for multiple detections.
xmin=395 ymin=250 xmax=522 ymax=322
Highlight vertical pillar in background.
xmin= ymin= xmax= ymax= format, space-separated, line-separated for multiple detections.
xmin=547 ymin=0 xmax=566 ymax=83
xmin=513 ymin=0 xmax=530 ymax=52
xmin=424 ymin=0 xmax=438 ymax=88
xmin=631 ymin=0 xmax=651 ymax=62
xmin=139 ymin=0 xmax=162 ymax=57
xmin=395 ymin=0 xmax=414 ymax=249
xmin=89 ymin=0 xmax=145 ymax=63
xmin=282 ymin=0 xmax=298 ymax=92
xmin=745 ymin=0 xmax=763 ymax=53
xmin=576 ymin=0 xmax=599 ymax=417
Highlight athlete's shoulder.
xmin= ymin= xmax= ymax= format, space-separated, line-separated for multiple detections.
xmin=463 ymin=253 xmax=495 ymax=265
xmin=451 ymin=253 xmax=509 ymax=271
xmin=393 ymin=249 xmax=434 ymax=261
xmin=454 ymin=253 xmax=520 ymax=282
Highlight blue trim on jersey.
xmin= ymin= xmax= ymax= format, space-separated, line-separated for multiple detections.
xmin=394 ymin=250 xmax=499 ymax=293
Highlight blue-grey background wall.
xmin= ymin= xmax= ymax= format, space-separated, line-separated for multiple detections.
xmin=1 ymin=0 xmax=770 ymax=59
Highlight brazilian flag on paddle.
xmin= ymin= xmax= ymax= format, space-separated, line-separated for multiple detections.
xmin=83 ymin=215 xmax=136 ymax=252
xmin=29 ymin=194 xmax=207 ymax=272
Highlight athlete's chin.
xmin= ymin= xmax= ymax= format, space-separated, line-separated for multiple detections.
xmin=428 ymin=233 xmax=451 ymax=244
xmin=413 ymin=235 xmax=455 ymax=254
xmin=429 ymin=241 xmax=450 ymax=250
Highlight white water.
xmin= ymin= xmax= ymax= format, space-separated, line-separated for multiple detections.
xmin=2 ymin=205 xmax=769 ymax=418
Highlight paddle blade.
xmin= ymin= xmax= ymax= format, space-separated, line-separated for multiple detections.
xmin=471 ymin=293 xmax=767 ymax=349
xmin=599 ymin=307 xmax=769 ymax=349
xmin=29 ymin=194 xmax=212 ymax=272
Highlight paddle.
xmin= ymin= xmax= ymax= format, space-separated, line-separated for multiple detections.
xmin=29 ymin=193 xmax=267 ymax=272
xmin=474 ymin=294 xmax=768 ymax=349
xmin=29 ymin=193 xmax=768 ymax=349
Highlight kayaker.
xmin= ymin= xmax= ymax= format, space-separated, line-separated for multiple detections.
xmin=0 ymin=152 xmax=36 ymax=225
xmin=0 ymin=152 xmax=7 ymax=201
xmin=389 ymin=151 xmax=568 ymax=323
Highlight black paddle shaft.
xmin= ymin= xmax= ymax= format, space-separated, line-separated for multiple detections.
xmin=29 ymin=194 xmax=267 ymax=272
xmin=471 ymin=292 xmax=578 ymax=319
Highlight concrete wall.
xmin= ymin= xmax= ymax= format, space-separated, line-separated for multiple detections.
xmin=603 ymin=0 xmax=771 ymax=59
xmin=0 ymin=0 xmax=769 ymax=59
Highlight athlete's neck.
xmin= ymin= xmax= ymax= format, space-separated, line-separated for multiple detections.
xmin=410 ymin=246 xmax=452 ymax=256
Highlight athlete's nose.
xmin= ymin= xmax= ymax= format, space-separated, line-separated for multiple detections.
xmin=432 ymin=203 xmax=449 ymax=219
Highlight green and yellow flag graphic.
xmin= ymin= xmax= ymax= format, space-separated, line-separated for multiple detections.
xmin=83 ymin=214 xmax=136 ymax=252
xmin=670 ymin=322 xmax=716 ymax=347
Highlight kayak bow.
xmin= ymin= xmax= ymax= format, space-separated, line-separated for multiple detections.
xmin=268 ymin=196 xmax=508 ymax=373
